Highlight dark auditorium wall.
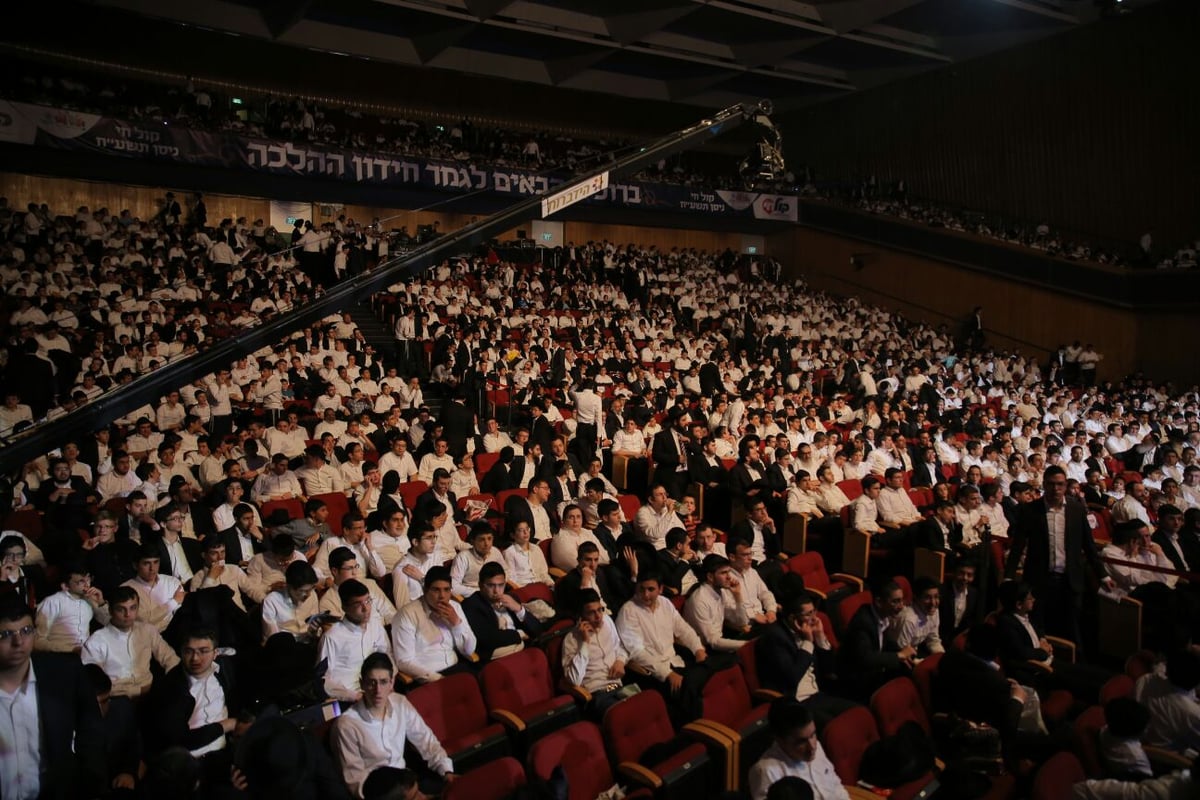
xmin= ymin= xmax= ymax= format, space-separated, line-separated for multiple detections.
xmin=785 ymin=0 xmax=1200 ymax=248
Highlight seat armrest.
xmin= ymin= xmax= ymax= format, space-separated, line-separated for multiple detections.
xmin=618 ymin=762 xmax=663 ymax=789
xmin=752 ymin=688 xmax=784 ymax=703
xmin=686 ymin=719 xmax=740 ymax=744
xmin=489 ymin=709 xmax=526 ymax=731
xmin=393 ymin=671 xmax=415 ymax=689
xmin=549 ymin=567 xmax=566 ymax=581
xmin=806 ymin=586 xmax=828 ymax=599
xmin=1045 ymin=636 xmax=1077 ymax=664
xmin=1026 ymin=659 xmax=1054 ymax=674
xmin=880 ymin=520 xmax=901 ymax=530
xmin=562 ymin=684 xmax=592 ymax=704
xmin=829 ymin=573 xmax=865 ymax=591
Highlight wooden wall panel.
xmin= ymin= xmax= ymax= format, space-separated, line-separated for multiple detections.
xmin=785 ymin=0 xmax=1200 ymax=246
xmin=0 ymin=172 xmax=270 ymax=228
xmin=789 ymin=228 xmax=1139 ymax=381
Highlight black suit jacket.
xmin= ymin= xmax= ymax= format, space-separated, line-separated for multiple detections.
xmin=689 ymin=455 xmax=729 ymax=488
xmin=462 ymin=592 xmax=544 ymax=661
xmin=651 ymin=427 xmax=688 ymax=474
xmin=916 ymin=517 xmax=958 ymax=553
xmin=729 ymin=519 xmax=781 ymax=560
xmin=910 ymin=461 xmax=943 ymax=488
xmin=729 ymin=462 xmax=769 ymax=501
xmin=938 ymin=582 xmax=980 ymax=643
xmin=755 ymin=619 xmax=834 ymax=697
xmin=481 ymin=460 xmax=515 ymax=494
xmin=503 ymin=495 xmax=559 ymax=537
xmin=509 ymin=456 xmax=540 ymax=490
xmin=1004 ymin=498 xmax=1104 ymax=595
xmin=32 ymin=652 xmax=107 ymax=799
xmin=440 ymin=400 xmax=476 ymax=457
xmin=937 ymin=650 xmax=1023 ymax=737
xmin=656 ymin=550 xmax=696 ymax=594
xmin=839 ymin=603 xmax=903 ymax=681
xmin=995 ymin=611 xmax=1052 ymax=668
xmin=555 ymin=565 xmax=631 ymax=615
xmin=764 ymin=464 xmax=791 ymax=495
xmin=220 ymin=525 xmax=263 ymax=565
xmin=150 ymin=533 xmax=204 ymax=579
xmin=147 ymin=662 xmax=240 ymax=755
xmin=1152 ymin=529 xmax=1191 ymax=574
xmin=529 ymin=415 xmax=555 ymax=452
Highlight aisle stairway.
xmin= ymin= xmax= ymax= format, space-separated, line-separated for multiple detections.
xmin=347 ymin=302 xmax=442 ymax=417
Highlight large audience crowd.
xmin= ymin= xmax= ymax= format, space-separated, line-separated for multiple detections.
xmin=1 ymin=181 xmax=1200 ymax=800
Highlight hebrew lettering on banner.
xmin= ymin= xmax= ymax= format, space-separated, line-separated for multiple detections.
xmin=11 ymin=99 xmax=797 ymax=218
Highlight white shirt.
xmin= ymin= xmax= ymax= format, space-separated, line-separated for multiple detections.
xmin=392 ymin=552 xmax=437 ymax=607
xmin=1047 ymin=503 xmax=1067 ymax=573
xmin=634 ymin=504 xmax=684 ymax=551
xmin=368 ymin=531 xmax=410 ymax=573
xmin=390 ymin=598 xmax=476 ymax=682
xmin=319 ymin=618 xmax=391 ymax=702
xmin=333 ymin=694 xmax=453 ymax=798
xmin=561 ymin=616 xmax=629 ymax=692
xmin=1135 ymin=671 xmax=1200 ymax=753
xmin=683 ymin=583 xmax=750 ymax=652
xmin=550 ymin=528 xmax=609 ymax=572
xmin=190 ymin=563 xmax=264 ymax=611
xmin=892 ymin=605 xmax=944 ymax=654
xmin=261 ymin=589 xmax=319 ymax=642
xmin=735 ymin=567 xmax=778 ymax=617
xmin=81 ymin=622 xmax=180 ymax=697
xmin=616 ymin=595 xmax=703 ymax=680
xmin=449 ymin=548 xmax=504 ymax=597
xmin=503 ymin=542 xmax=553 ymax=587
xmin=187 ymin=667 xmax=229 ymax=756
xmin=0 ymin=662 xmax=40 ymax=800
xmin=122 ymin=575 xmax=183 ymax=632
xmin=749 ymin=740 xmax=850 ymax=800
xmin=313 ymin=536 xmax=386 ymax=580
xmin=34 ymin=590 xmax=95 ymax=652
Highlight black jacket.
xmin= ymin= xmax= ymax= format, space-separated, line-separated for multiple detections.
xmin=839 ymin=604 xmax=904 ymax=684
xmin=147 ymin=661 xmax=241 ymax=755
xmin=31 ymin=652 xmax=107 ymax=799
xmin=150 ymin=533 xmax=205 ymax=580
xmin=462 ymin=592 xmax=543 ymax=662
xmin=1004 ymin=498 xmax=1104 ymax=595
xmin=755 ymin=618 xmax=834 ymax=697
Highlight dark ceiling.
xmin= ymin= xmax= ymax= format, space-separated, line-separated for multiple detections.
xmin=72 ymin=0 xmax=1137 ymax=114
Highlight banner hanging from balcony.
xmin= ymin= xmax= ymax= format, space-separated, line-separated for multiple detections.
xmin=0 ymin=99 xmax=796 ymax=220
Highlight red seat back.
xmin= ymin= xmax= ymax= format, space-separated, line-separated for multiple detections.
xmin=617 ymin=494 xmax=641 ymax=523
xmin=1099 ymin=674 xmax=1134 ymax=705
xmin=1032 ymin=752 xmax=1086 ymax=800
xmin=444 ymin=757 xmax=526 ymax=800
xmin=475 ymin=451 xmax=501 ymax=478
xmin=528 ymin=722 xmax=614 ymax=800
xmin=2 ymin=509 xmax=43 ymax=542
xmin=912 ymin=652 xmax=943 ymax=716
xmin=699 ymin=666 xmax=754 ymax=728
xmin=260 ymin=498 xmax=304 ymax=524
xmin=1125 ymin=650 xmax=1158 ymax=680
xmin=311 ymin=492 xmax=350 ymax=536
xmin=822 ymin=706 xmax=881 ymax=785
xmin=407 ymin=672 xmax=490 ymax=744
xmin=838 ymin=480 xmax=863 ymax=501
xmin=513 ymin=582 xmax=555 ymax=606
xmin=737 ymin=641 xmax=764 ymax=694
xmin=602 ymin=689 xmax=676 ymax=765
xmin=480 ymin=647 xmax=556 ymax=714
xmin=784 ymin=552 xmax=832 ymax=595
xmin=893 ymin=575 xmax=912 ymax=606
xmin=398 ymin=480 xmax=429 ymax=513
xmin=869 ymin=677 xmax=930 ymax=737
xmin=832 ymin=591 xmax=873 ymax=638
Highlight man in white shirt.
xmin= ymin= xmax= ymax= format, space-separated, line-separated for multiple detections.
xmin=122 ymin=545 xmax=186 ymax=633
xmin=34 ymin=564 xmax=107 ymax=653
xmin=392 ymin=522 xmax=440 ymax=608
xmin=683 ymin=555 xmax=751 ymax=653
xmin=318 ymin=579 xmax=391 ymax=703
xmin=148 ymin=629 xmax=239 ymax=758
xmin=260 ymin=561 xmax=321 ymax=643
xmin=417 ymin=437 xmax=456 ymax=484
xmin=390 ymin=566 xmax=476 ymax=683
xmin=332 ymin=652 xmax=455 ymax=798
xmin=368 ymin=507 xmax=411 ymax=573
xmin=81 ymin=586 xmax=180 ymax=698
xmin=296 ymin=446 xmax=345 ymax=497
xmin=892 ymin=577 xmax=945 ymax=656
xmin=377 ymin=437 xmax=419 ymax=484
xmin=749 ymin=700 xmax=849 ymax=800
xmin=561 ymin=589 xmax=629 ymax=711
xmin=616 ymin=571 xmax=708 ymax=708
xmin=1134 ymin=650 xmax=1200 ymax=755
xmin=634 ymin=484 xmax=685 ymax=551
xmin=313 ymin=513 xmax=387 ymax=581
xmin=481 ymin=418 xmax=514 ymax=454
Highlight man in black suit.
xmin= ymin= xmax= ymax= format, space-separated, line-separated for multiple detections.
xmin=755 ymin=592 xmax=855 ymax=729
xmin=527 ymin=403 xmax=555 ymax=454
xmin=504 ymin=478 xmax=559 ymax=541
xmin=117 ymin=490 xmax=159 ymax=545
xmin=555 ymin=541 xmax=631 ymax=615
xmin=937 ymin=623 xmax=1033 ymax=761
xmin=656 ymin=529 xmax=699 ymax=596
xmin=916 ymin=500 xmax=960 ymax=558
xmin=1152 ymin=504 xmax=1195 ymax=574
xmin=440 ymin=392 xmax=477 ymax=459
xmin=220 ymin=502 xmax=265 ymax=567
xmin=147 ymin=628 xmax=241 ymax=782
xmin=463 ymin=562 xmax=543 ymax=662
xmin=939 ymin=560 xmax=981 ymax=645
xmin=688 ymin=435 xmax=732 ymax=528
xmin=910 ymin=447 xmax=944 ymax=488
xmin=151 ymin=502 xmax=204 ymax=582
xmin=480 ymin=446 xmax=516 ymax=495
xmin=651 ymin=407 xmax=691 ymax=501
xmin=0 ymin=596 xmax=106 ymax=799
xmin=1004 ymin=466 xmax=1115 ymax=646
xmin=838 ymin=580 xmax=915 ymax=701
xmin=34 ymin=458 xmax=97 ymax=536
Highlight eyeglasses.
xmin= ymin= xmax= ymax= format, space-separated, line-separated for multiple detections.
xmin=0 ymin=625 xmax=35 ymax=642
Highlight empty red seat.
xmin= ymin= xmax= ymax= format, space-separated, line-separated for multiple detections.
xmin=1099 ymin=674 xmax=1134 ymax=704
xmin=602 ymin=690 xmax=713 ymax=796
xmin=822 ymin=706 xmax=935 ymax=800
xmin=693 ymin=665 xmax=772 ymax=791
xmin=911 ymin=652 xmax=943 ymax=717
xmin=480 ymin=647 xmax=577 ymax=744
xmin=527 ymin=721 xmax=618 ymax=800
xmin=782 ymin=552 xmax=863 ymax=600
xmin=869 ymin=677 xmax=930 ymax=738
xmin=406 ymin=672 xmax=510 ymax=772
